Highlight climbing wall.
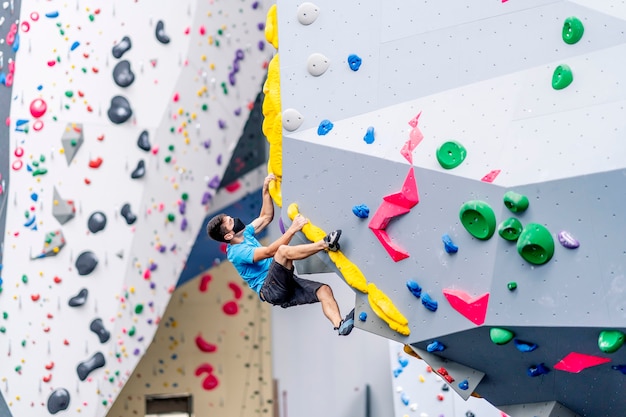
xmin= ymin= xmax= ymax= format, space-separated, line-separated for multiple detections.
xmin=275 ymin=1 xmax=626 ymax=416
xmin=0 ymin=0 xmax=273 ymax=416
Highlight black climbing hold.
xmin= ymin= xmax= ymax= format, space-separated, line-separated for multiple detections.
xmin=68 ymin=288 xmax=88 ymax=307
xmin=75 ymin=251 xmax=98 ymax=276
xmin=87 ymin=211 xmax=107 ymax=233
xmin=107 ymin=96 xmax=133 ymax=124
xmin=47 ymin=387 xmax=70 ymax=414
xmin=137 ymin=130 xmax=151 ymax=151
xmin=121 ymin=203 xmax=137 ymax=225
xmin=131 ymin=160 xmax=146 ymax=179
xmin=112 ymin=60 xmax=135 ymax=88
xmin=90 ymin=318 xmax=110 ymax=343
xmin=77 ymin=351 xmax=105 ymax=381
xmin=112 ymin=36 xmax=132 ymax=59
xmin=155 ymin=20 xmax=171 ymax=44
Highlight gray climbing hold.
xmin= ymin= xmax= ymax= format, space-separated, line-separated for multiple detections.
xmin=107 ymin=96 xmax=133 ymax=124
xmin=282 ymin=108 xmax=304 ymax=131
xmin=137 ymin=130 xmax=151 ymax=151
xmin=68 ymin=288 xmax=88 ymax=307
xmin=297 ymin=2 xmax=320 ymax=25
xmin=47 ymin=388 xmax=70 ymax=414
xmin=32 ymin=230 xmax=66 ymax=259
xmin=307 ymin=53 xmax=330 ymax=76
xmin=77 ymin=352 xmax=105 ymax=381
xmin=131 ymin=160 xmax=145 ymax=179
xmin=121 ymin=203 xmax=137 ymax=225
xmin=112 ymin=36 xmax=131 ymax=59
xmin=112 ymin=60 xmax=135 ymax=87
xmin=87 ymin=211 xmax=107 ymax=233
xmin=90 ymin=318 xmax=110 ymax=343
xmin=52 ymin=187 xmax=76 ymax=225
xmin=155 ymin=20 xmax=170 ymax=44
xmin=61 ymin=123 xmax=84 ymax=165
xmin=75 ymin=251 xmax=98 ymax=275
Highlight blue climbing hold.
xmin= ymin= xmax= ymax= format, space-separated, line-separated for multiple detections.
xmin=406 ymin=280 xmax=422 ymax=298
xmin=514 ymin=339 xmax=538 ymax=352
xmin=363 ymin=126 xmax=375 ymax=144
xmin=70 ymin=41 xmax=80 ymax=51
xmin=427 ymin=340 xmax=445 ymax=352
xmin=352 ymin=204 xmax=370 ymax=218
xmin=347 ymin=54 xmax=362 ymax=71
xmin=393 ymin=367 xmax=403 ymax=377
xmin=400 ymin=392 xmax=410 ymax=406
xmin=45 ymin=11 xmax=60 ymax=18
xmin=611 ymin=365 xmax=626 ymax=374
xmin=358 ymin=311 xmax=367 ymax=321
xmin=442 ymin=234 xmax=458 ymax=253
xmin=317 ymin=119 xmax=334 ymax=135
xmin=421 ymin=293 xmax=438 ymax=311
xmin=458 ymin=380 xmax=469 ymax=390
xmin=527 ymin=363 xmax=549 ymax=377
xmin=398 ymin=356 xmax=409 ymax=367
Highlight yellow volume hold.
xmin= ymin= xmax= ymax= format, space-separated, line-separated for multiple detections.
xmin=367 ymin=283 xmax=410 ymax=336
xmin=287 ymin=203 xmax=368 ymax=293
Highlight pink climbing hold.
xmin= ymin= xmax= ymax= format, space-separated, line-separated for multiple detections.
xmin=368 ymin=201 xmax=410 ymax=230
xmin=481 ymin=169 xmax=501 ymax=183
xmin=442 ymin=289 xmax=490 ymax=325
xmin=195 ymin=334 xmax=217 ymax=352
xmin=228 ymin=282 xmax=243 ymax=300
xmin=408 ymin=111 xmax=422 ymax=128
xmin=195 ymin=363 xmax=219 ymax=390
xmin=383 ymin=168 xmax=419 ymax=209
xmin=30 ymin=98 xmax=48 ymax=118
xmin=222 ymin=300 xmax=239 ymax=315
xmin=199 ymin=274 xmax=212 ymax=292
xmin=400 ymin=127 xmax=424 ymax=163
xmin=371 ymin=229 xmax=410 ymax=262
xmin=553 ymin=352 xmax=611 ymax=373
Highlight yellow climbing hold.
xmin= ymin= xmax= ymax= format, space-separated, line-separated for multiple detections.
xmin=265 ymin=4 xmax=279 ymax=49
xmin=262 ymin=53 xmax=283 ymax=207
xmin=367 ymin=283 xmax=410 ymax=336
xmin=287 ymin=203 xmax=368 ymax=293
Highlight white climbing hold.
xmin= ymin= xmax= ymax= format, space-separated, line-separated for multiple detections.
xmin=282 ymin=108 xmax=304 ymax=131
xmin=297 ymin=2 xmax=320 ymax=25
xmin=307 ymin=53 xmax=330 ymax=76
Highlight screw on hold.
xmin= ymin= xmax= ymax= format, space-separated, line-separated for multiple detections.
xmin=562 ymin=16 xmax=584 ymax=45
xmin=459 ymin=200 xmax=497 ymax=240
xmin=517 ymin=223 xmax=555 ymax=265
xmin=458 ymin=380 xmax=469 ymax=390
xmin=436 ymin=141 xmax=466 ymax=169
xmin=363 ymin=126 xmax=375 ymax=144
xmin=421 ymin=293 xmax=438 ymax=311
xmin=552 ymin=64 xmax=573 ymax=90
xmin=490 ymin=327 xmax=515 ymax=345
xmin=442 ymin=234 xmax=458 ymax=253
xmin=406 ymin=280 xmax=422 ymax=298
xmin=527 ymin=363 xmax=549 ymax=377
xmin=498 ymin=217 xmax=523 ymax=241
xmin=317 ymin=119 xmax=334 ymax=135
xmin=514 ymin=338 xmax=538 ymax=352
xmin=352 ymin=204 xmax=370 ymax=218
xmin=427 ymin=340 xmax=445 ymax=352
xmin=507 ymin=281 xmax=518 ymax=291
xmin=557 ymin=230 xmax=580 ymax=249
xmin=503 ymin=191 xmax=529 ymax=213
xmin=598 ymin=330 xmax=625 ymax=353
xmin=358 ymin=311 xmax=367 ymax=321
xmin=347 ymin=54 xmax=362 ymax=71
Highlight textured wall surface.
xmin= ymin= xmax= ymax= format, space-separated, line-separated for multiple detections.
xmin=276 ymin=1 xmax=626 ymax=416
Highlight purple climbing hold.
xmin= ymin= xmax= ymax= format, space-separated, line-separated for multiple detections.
xmin=201 ymin=191 xmax=212 ymax=205
xmin=278 ymin=217 xmax=286 ymax=234
xmin=181 ymin=218 xmax=188 ymax=231
xmin=218 ymin=119 xmax=226 ymax=129
xmin=558 ymin=230 xmax=580 ymax=249
xmin=208 ymin=175 xmax=221 ymax=189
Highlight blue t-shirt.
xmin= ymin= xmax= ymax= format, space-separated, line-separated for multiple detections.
xmin=227 ymin=223 xmax=272 ymax=293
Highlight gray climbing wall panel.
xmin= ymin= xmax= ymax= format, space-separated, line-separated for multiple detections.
xmin=276 ymin=1 xmax=626 ymax=416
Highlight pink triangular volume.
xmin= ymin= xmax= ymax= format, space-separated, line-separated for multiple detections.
xmin=442 ymin=289 xmax=490 ymax=325
xmin=383 ymin=168 xmax=419 ymax=209
xmin=553 ymin=352 xmax=611 ymax=373
xmin=368 ymin=201 xmax=411 ymax=230
xmin=371 ymin=229 xmax=410 ymax=262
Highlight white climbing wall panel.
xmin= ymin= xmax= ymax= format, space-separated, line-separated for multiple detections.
xmin=0 ymin=0 xmax=273 ymax=416
xmin=276 ymin=1 xmax=626 ymax=416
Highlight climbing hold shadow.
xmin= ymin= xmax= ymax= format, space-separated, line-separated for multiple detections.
xmin=112 ymin=36 xmax=131 ymax=58
xmin=47 ymin=387 xmax=70 ymax=414
xmin=77 ymin=352 xmax=105 ymax=381
xmin=131 ymin=160 xmax=146 ymax=179
xmin=155 ymin=20 xmax=171 ymax=44
xmin=107 ymin=96 xmax=133 ymax=124
xmin=75 ymin=251 xmax=98 ymax=276
xmin=68 ymin=288 xmax=88 ymax=307
xmin=87 ymin=211 xmax=107 ymax=233
xmin=112 ymin=60 xmax=135 ymax=87
xmin=90 ymin=318 xmax=110 ymax=343
xmin=121 ymin=203 xmax=137 ymax=225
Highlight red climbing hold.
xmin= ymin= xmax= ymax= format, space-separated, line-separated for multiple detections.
xmin=222 ymin=300 xmax=239 ymax=315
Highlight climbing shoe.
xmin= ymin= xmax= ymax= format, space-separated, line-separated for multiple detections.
xmin=324 ymin=229 xmax=342 ymax=252
xmin=336 ymin=308 xmax=355 ymax=336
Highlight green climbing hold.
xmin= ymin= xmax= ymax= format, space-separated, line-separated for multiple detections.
xmin=168 ymin=144 xmax=175 ymax=152
xmin=598 ymin=330 xmax=625 ymax=353
xmin=490 ymin=328 xmax=515 ymax=345
xmin=503 ymin=191 xmax=529 ymax=213
xmin=65 ymin=91 xmax=74 ymax=98
xmin=21 ymin=275 xmax=28 ymax=284
xmin=3 ymin=312 xmax=8 ymax=319
xmin=0 ymin=327 xmax=5 ymax=333
xmin=134 ymin=304 xmax=144 ymax=314
xmin=507 ymin=281 xmax=517 ymax=291
xmin=436 ymin=141 xmax=467 ymax=169
xmin=128 ymin=326 xmax=136 ymax=337
xmin=164 ymin=156 xmax=172 ymax=163
xmin=562 ymin=16 xmax=584 ymax=45
xmin=201 ymin=103 xmax=208 ymax=111
xmin=181 ymin=192 xmax=189 ymax=201
xmin=498 ymin=218 xmax=523 ymax=241
xmin=167 ymin=213 xmax=175 ymax=222
xmin=459 ymin=200 xmax=497 ymax=240
xmin=517 ymin=223 xmax=555 ymax=265
xmin=552 ymin=64 xmax=573 ymax=90
xmin=32 ymin=168 xmax=48 ymax=176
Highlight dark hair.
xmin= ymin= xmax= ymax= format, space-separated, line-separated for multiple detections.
xmin=207 ymin=214 xmax=227 ymax=242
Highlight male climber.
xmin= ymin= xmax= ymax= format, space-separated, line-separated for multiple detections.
xmin=206 ymin=174 xmax=355 ymax=336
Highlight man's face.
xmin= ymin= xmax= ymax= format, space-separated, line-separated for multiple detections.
xmin=221 ymin=216 xmax=245 ymax=240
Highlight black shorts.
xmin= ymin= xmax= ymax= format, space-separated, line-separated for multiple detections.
xmin=259 ymin=261 xmax=324 ymax=308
